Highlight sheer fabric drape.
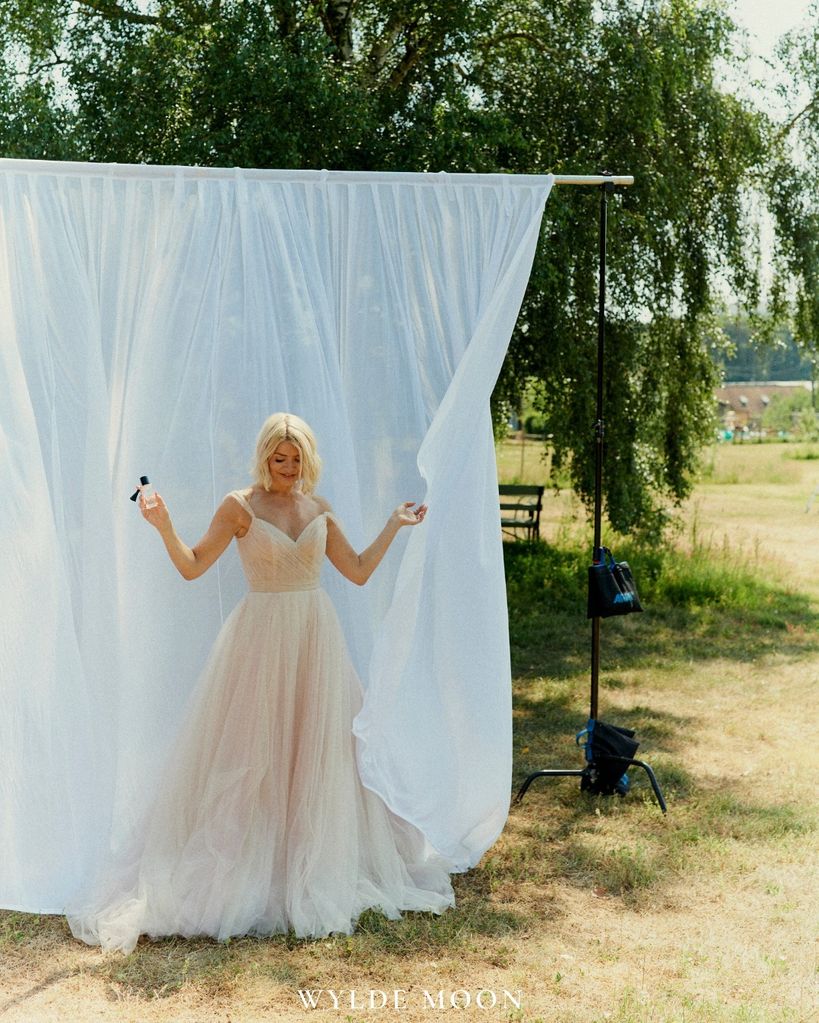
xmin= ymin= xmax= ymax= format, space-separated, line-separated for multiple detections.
xmin=0 ymin=160 xmax=552 ymax=911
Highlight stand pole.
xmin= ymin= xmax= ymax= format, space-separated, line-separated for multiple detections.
xmin=590 ymin=180 xmax=611 ymax=722
xmin=514 ymin=175 xmax=666 ymax=813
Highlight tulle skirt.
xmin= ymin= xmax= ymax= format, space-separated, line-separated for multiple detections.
xmin=66 ymin=588 xmax=455 ymax=953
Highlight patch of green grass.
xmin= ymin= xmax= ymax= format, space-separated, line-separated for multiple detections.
xmin=648 ymin=759 xmax=697 ymax=800
xmin=607 ymin=989 xmax=807 ymax=1023
xmin=91 ymin=938 xmax=252 ymax=998
xmin=697 ymin=795 xmax=816 ymax=843
xmin=561 ymin=839 xmax=662 ymax=895
xmin=697 ymin=442 xmax=805 ymax=486
xmin=785 ymin=444 xmax=819 ymax=461
xmin=495 ymin=436 xmax=575 ymax=490
xmin=349 ymin=894 xmax=524 ymax=955
xmin=481 ymin=820 xmax=566 ymax=887
xmin=495 ymin=438 xmax=551 ymax=487
xmin=503 ymin=530 xmax=819 ymax=682
xmin=0 ymin=911 xmax=67 ymax=948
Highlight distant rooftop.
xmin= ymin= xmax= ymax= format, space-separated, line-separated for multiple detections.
xmin=716 ymin=380 xmax=812 ymax=423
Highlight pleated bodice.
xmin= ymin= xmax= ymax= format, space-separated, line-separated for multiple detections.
xmin=227 ymin=490 xmax=330 ymax=592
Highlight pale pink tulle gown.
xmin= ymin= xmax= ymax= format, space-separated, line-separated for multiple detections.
xmin=66 ymin=491 xmax=455 ymax=953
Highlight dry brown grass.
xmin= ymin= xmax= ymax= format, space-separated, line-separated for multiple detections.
xmin=1 ymin=441 xmax=818 ymax=1023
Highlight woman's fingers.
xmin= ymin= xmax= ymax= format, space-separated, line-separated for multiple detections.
xmin=139 ymin=492 xmax=168 ymax=527
xmin=397 ymin=501 xmax=427 ymax=524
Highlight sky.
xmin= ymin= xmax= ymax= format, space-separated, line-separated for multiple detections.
xmin=716 ymin=2 xmax=814 ymax=311
xmin=732 ymin=0 xmax=813 ymax=47
xmin=729 ymin=0 xmax=814 ymax=96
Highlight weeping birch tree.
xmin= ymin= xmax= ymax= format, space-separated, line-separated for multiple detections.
xmin=765 ymin=4 xmax=819 ymax=385
xmin=0 ymin=0 xmax=811 ymax=535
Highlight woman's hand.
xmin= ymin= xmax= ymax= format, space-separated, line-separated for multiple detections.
xmin=139 ymin=491 xmax=172 ymax=534
xmin=392 ymin=501 xmax=428 ymax=528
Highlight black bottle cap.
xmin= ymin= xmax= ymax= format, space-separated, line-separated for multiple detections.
xmin=130 ymin=475 xmax=151 ymax=501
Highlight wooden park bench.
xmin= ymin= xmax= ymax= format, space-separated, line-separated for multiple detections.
xmin=499 ymin=484 xmax=544 ymax=541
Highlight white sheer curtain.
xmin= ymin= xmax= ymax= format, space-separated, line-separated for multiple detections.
xmin=0 ymin=160 xmax=552 ymax=912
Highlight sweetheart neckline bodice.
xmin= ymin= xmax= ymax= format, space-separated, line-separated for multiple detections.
xmin=247 ymin=511 xmax=329 ymax=545
xmin=230 ymin=496 xmax=329 ymax=593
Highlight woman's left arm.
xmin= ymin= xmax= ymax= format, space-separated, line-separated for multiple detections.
xmin=318 ymin=498 xmax=427 ymax=586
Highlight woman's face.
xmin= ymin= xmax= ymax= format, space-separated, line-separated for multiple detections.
xmin=267 ymin=440 xmax=301 ymax=488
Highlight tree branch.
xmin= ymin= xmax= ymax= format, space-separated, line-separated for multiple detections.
xmin=775 ymin=95 xmax=819 ymax=141
xmin=308 ymin=0 xmax=356 ymax=62
xmin=387 ymin=37 xmax=427 ymax=89
xmin=368 ymin=10 xmax=406 ymax=72
xmin=27 ymin=56 xmax=68 ymax=75
xmin=73 ymin=0 xmax=162 ymax=27
xmin=276 ymin=1 xmax=298 ymax=38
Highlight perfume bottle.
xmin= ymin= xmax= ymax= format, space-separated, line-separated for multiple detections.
xmin=130 ymin=475 xmax=157 ymax=508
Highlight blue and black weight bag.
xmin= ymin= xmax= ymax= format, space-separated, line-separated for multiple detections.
xmin=587 ymin=546 xmax=643 ymax=619
xmin=576 ymin=719 xmax=640 ymax=797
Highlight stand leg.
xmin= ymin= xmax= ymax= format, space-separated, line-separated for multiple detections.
xmin=514 ymin=757 xmax=667 ymax=813
xmin=514 ymin=769 xmax=585 ymax=804
xmin=627 ymin=759 xmax=668 ymax=814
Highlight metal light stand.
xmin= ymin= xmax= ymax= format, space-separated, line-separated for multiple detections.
xmin=514 ymin=175 xmax=667 ymax=813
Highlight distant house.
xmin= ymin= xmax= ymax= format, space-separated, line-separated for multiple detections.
xmin=715 ymin=381 xmax=812 ymax=432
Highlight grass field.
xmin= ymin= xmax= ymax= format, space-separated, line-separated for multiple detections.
xmin=1 ymin=440 xmax=817 ymax=1023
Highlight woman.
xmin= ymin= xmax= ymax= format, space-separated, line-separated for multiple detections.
xmin=66 ymin=412 xmax=456 ymax=953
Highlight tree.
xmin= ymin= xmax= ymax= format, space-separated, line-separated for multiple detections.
xmin=0 ymin=0 xmax=790 ymax=535
xmin=482 ymin=0 xmax=769 ymax=534
xmin=765 ymin=2 xmax=819 ymax=377
xmin=714 ymin=318 xmax=812 ymax=383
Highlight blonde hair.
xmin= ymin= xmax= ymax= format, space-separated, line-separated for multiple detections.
xmin=250 ymin=413 xmax=322 ymax=494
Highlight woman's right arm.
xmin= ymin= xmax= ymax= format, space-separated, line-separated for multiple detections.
xmin=140 ymin=493 xmax=245 ymax=580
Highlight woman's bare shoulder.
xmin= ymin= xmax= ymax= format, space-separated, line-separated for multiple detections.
xmin=312 ymin=494 xmax=334 ymax=513
xmin=221 ymin=490 xmax=253 ymax=535
xmin=222 ymin=487 xmax=254 ymax=507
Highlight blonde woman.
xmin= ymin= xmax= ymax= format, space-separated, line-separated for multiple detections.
xmin=67 ymin=413 xmax=455 ymax=953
